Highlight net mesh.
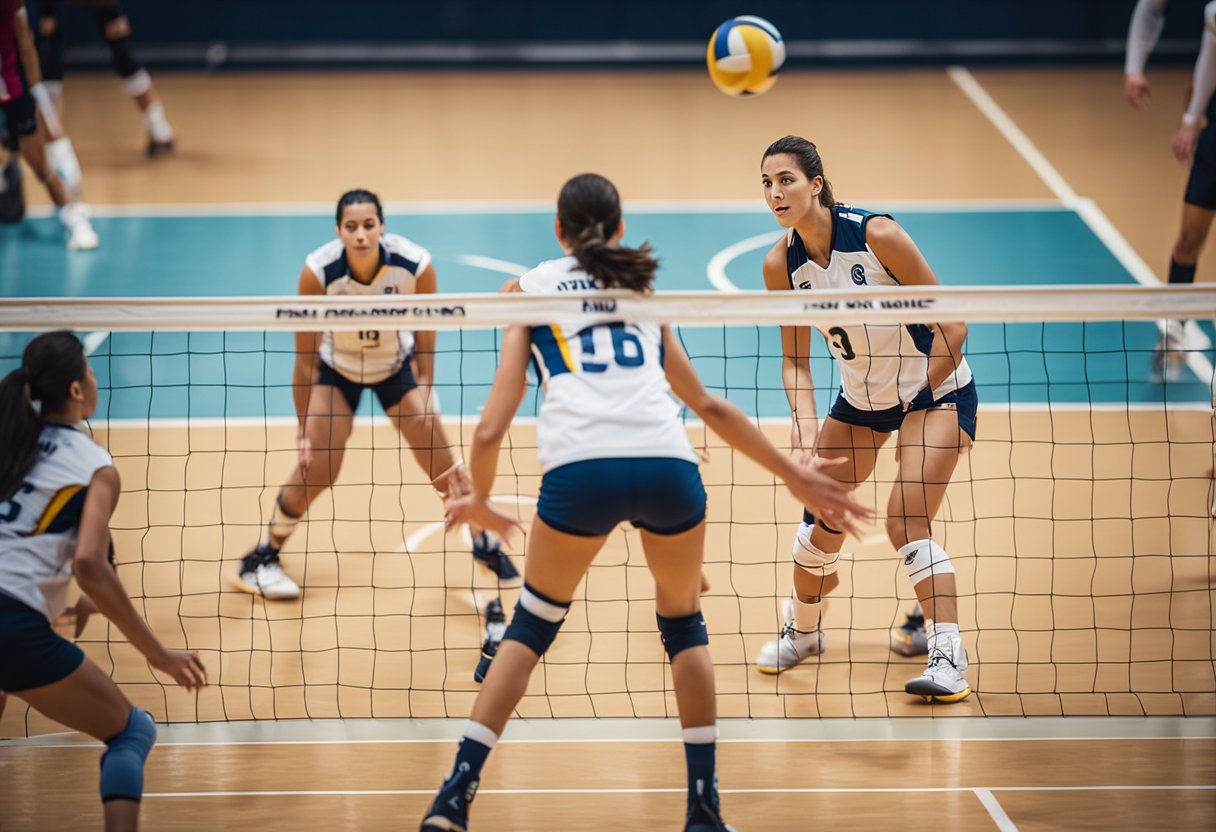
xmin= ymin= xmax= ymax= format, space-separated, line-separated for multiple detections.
xmin=1 ymin=287 xmax=1213 ymax=735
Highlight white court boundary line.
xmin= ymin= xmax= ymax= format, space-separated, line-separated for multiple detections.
xmin=81 ymin=401 xmax=1216 ymax=432
xmin=975 ymin=788 xmax=1020 ymax=832
xmin=947 ymin=66 xmax=1216 ymax=388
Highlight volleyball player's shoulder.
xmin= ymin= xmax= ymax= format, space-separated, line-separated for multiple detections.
xmin=304 ymin=238 xmax=345 ymax=279
xmin=382 ymin=233 xmax=432 ymax=274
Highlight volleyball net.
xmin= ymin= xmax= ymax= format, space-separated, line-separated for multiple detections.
xmin=0 ymin=285 xmax=1213 ymax=735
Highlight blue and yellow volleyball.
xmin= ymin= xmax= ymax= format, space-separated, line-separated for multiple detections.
xmin=706 ymin=16 xmax=785 ymax=97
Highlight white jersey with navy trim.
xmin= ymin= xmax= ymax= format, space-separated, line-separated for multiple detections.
xmin=518 ymin=257 xmax=698 ymax=472
xmin=0 ymin=424 xmax=113 ymax=621
xmin=786 ymin=206 xmax=973 ymax=411
xmin=304 ymin=233 xmax=432 ymax=384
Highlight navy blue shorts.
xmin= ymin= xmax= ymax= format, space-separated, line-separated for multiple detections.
xmin=1185 ymin=123 xmax=1216 ymax=210
xmin=0 ymin=591 xmax=84 ymax=692
xmin=317 ymin=358 xmax=417 ymax=414
xmin=0 ymin=92 xmax=37 ymax=138
xmin=829 ymin=380 xmax=978 ymax=442
xmin=537 ymin=458 xmax=707 ymax=537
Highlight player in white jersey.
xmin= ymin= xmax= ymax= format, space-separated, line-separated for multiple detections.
xmin=754 ymin=136 xmax=977 ymax=703
xmin=419 ymin=173 xmax=871 ymax=832
xmin=233 ymin=189 xmax=518 ymax=611
xmin=1125 ymin=0 xmax=1215 ymax=380
xmin=0 ymin=331 xmax=205 ymax=831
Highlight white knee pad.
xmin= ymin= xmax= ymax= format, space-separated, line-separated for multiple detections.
xmin=900 ymin=539 xmax=954 ymax=585
xmin=792 ymin=525 xmax=839 ymax=578
xmin=45 ymin=137 xmax=82 ymax=196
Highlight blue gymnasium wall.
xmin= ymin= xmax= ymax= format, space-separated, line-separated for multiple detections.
xmin=48 ymin=1 xmax=1207 ymax=68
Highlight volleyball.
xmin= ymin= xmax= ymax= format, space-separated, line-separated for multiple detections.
xmin=706 ymin=15 xmax=785 ymax=96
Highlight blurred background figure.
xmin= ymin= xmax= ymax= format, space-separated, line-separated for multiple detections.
xmin=35 ymin=0 xmax=174 ymax=156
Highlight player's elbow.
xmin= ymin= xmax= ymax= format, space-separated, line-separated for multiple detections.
xmin=73 ymin=554 xmax=112 ymax=593
xmin=473 ymin=419 xmax=509 ymax=449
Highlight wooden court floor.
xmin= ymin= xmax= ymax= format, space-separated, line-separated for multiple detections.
xmin=3 ymin=66 xmax=1215 ymax=830
xmin=2 ymin=725 xmax=1215 ymax=830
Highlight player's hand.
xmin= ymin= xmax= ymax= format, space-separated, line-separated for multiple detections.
xmin=444 ymin=492 xmax=524 ymax=543
xmin=1124 ymin=73 xmax=1151 ymax=110
xmin=60 ymin=594 xmax=99 ymax=638
xmin=297 ymin=432 xmax=313 ymax=478
xmin=434 ymin=461 xmax=471 ymax=499
xmin=150 ymin=649 xmax=208 ymax=692
xmin=786 ymin=456 xmax=872 ymax=537
xmin=1173 ymin=120 xmax=1201 ymax=163
xmin=791 ymin=417 xmax=819 ymax=464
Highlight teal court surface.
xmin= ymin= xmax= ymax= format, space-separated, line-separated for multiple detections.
xmin=1 ymin=202 xmax=1212 ymax=419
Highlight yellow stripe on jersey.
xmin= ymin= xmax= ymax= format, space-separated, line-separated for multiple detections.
xmin=550 ymin=325 xmax=576 ymax=372
xmin=33 ymin=484 xmax=84 ymax=536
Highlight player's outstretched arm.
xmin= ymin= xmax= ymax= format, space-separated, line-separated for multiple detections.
xmin=661 ymin=326 xmax=871 ymax=535
xmin=443 ymin=325 xmax=531 ymax=539
xmin=72 ymin=467 xmax=207 ymax=691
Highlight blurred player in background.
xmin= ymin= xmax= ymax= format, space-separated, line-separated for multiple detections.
xmin=0 ymin=0 xmax=94 ymax=247
xmin=1125 ymin=0 xmax=1215 ymax=380
xmin=35 ymin=0 xmax=174 ymax=156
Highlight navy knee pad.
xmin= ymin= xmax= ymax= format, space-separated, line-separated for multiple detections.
xmin=106 ymin=35 xmax=143 ymax=79
xmin=816 ymin=519 xmax=841 ymax=536
xmin=502 ymin=584 xmax=569 ymax=657
xmin=99 ymin=707 xmax=157 ymax=803
xmin=656 ymin=611 xmax=709 ymax=660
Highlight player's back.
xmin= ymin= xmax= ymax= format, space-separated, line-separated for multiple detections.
xmin=0 ymin=423 xmax=112 ymax=618
xmin=519 ymin=257 xmax=697 ymax=472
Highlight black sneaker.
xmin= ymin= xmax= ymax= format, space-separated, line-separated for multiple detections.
xmin=147 ymin=137 xmax=175 ymax=157
xmin=471 ymin=532 xmax=520 ymax=585
xmin=473 ymin=598 xmax=506 ymax=683
xmin=684 ymin=798 xmax=735 ymax=832
xmin=420 ymin=773 xmax=477 ymax=831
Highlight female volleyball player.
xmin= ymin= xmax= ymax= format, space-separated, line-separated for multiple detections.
xmin=753 ymin=136 xmax=977 ymax=703
xmin=233 ymin=189 xmax=518 ymax=603
xmin=420 ymin=173 xmax=871 ymax=832
xmin=0 ymin=331 xmax=206 ymax=832
xmin=0 ymin=0 xmax=96 ymax=248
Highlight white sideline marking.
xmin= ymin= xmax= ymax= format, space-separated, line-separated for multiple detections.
xmin=456 ymin=254 xmax=529 ymax=278
xmin=975 ymin=788 xmax=1019 ymax=831
xmin=137 ymin=784 xmax=1216 ymax=799
xmin=948 ymin=65 xmax=1215 ymax=389
xmin=82 ymin=331 xmax=110 ymax=355
xmin=706 ymin=230 xmax=783 ymax=292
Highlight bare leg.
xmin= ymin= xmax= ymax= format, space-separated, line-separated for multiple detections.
xmin=15 ymin=659 xmax=141 ymax=831
xmin=276 ymin=384 xmax=354 ymax=526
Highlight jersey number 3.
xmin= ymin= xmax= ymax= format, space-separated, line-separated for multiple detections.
xmin=577 ymin=323 xmax=645 ymax=373
xmin=827 ymin=327 xmax=857 ymax=361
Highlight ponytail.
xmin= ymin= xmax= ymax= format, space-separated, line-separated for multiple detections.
xmin=558 ymin=173 xmax=658 ymax=292
xmin=0 ymin=331 xmax=87 ymax=500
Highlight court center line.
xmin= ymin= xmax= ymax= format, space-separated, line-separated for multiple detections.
xmin=948 ymin=65 xmax=1216 ymax=386
xmin=137 ymin=784 xmax=1216 ymax=799
xmin=974 ymin=788 xmax=1019 ymax=832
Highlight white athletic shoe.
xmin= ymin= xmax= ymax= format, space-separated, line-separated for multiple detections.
xmin=230 ymin=554 xmax=300 ymax=600
xmin=60 ymin=202 xmax=98 ymax=250
xmin=905 ymin=636 xmax=971 ymax=703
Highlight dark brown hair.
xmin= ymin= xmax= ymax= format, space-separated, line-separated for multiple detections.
xmin=762 ymin=136 xmax=837 ymax=208
xmin=336 ymin=189 xmax=384 ymax=224
xmin=0 ymin=331 xmax=87 ymax=500
xmin=558 ymin=173 xmax=658 ymax=292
